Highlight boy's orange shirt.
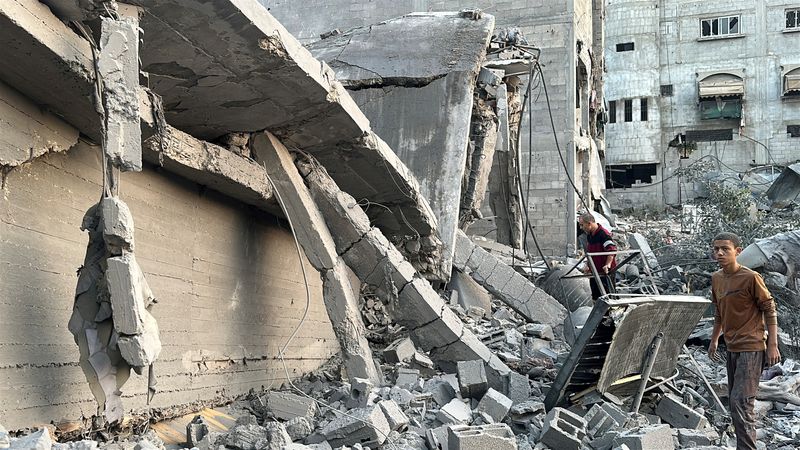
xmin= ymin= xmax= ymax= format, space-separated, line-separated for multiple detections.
xmin=711 ymin=266 xmax=778 ymax=352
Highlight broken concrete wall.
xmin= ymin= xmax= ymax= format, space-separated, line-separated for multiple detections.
xmin=308 ymin=12 xmax=495 ymax=281
xmin=0 ymin=143 xmax=340 ymax=429
xmin=269 ymin=1 xmax=602 ymax=256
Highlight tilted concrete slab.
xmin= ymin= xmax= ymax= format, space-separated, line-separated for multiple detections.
xmin=0 ymin=0 xmax=98 ymax=142
xmin=308 ymin=12 xmax=495 ymax=280
xmin=454 ymin=231 xmax=566 ymax=326
xmin=133 ymin=0 xmax=438 ymax=242
xmin=296 ymin=152 xmax=511 ymax=384
xmin=142 ymin=125 xmax=279 ymax=215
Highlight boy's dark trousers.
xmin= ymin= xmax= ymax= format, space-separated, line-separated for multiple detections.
xmin=726 ymin=351 xmax=763 ymax=450
xmin=589 ymin=275 xmax=615 ymax=300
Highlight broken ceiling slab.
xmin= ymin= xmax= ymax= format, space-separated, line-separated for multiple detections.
xmin=308 ymin=12 xmax=495 ymax=280
xmin=142 ymin=125 xmax=278 ymax=214
xmin=544 ymin=295 xmax=710 ymax=410
xmin=0 ymin=0 xmax=99 ymax=141
xmin=765 ymin=163 xmax=800 ymax=209
xmin=0 ymin=78 xmax=79 ymax=168
xmin=133 ymin=0 xmax=437 ymax=244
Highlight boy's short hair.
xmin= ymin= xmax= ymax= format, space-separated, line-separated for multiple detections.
xmin=713 ymin=232 xmax=742 ymax=248
xmin=579 ymin=212 xmax=596 ymax=224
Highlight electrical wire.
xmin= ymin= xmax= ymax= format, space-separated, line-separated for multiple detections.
xmin=535 ymin=60 xmax=591 ymax=212
xmin=263 ymin=169 xmax=397 ymax=449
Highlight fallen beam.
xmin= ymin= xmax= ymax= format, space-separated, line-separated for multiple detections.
xmin=252 ymin=131 xmax=380 ymax=384
xmin=453 ymin=230 xmax=566 ymax=326
xmin=294 ymin=149 xmax=511 ymax=387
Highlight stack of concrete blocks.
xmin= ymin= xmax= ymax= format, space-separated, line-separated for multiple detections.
xmin=453 ymin=231 xmax=566 ymax=326
xmin=539 ymin=407 xmax=587 ymax=450
xmin=291 ymin=146 xmax=512 ymax=386
xmin=447 ymin=423 xmax=517 ymax=450
xmin=655 ymin=394 xmax=709 ymax=430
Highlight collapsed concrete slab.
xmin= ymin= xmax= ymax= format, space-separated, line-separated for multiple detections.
xmin=308 ymin=12 xmax=495 ymax=281
xmin=0 ymin=0 xmax=99 ymax=142
xmin=454 ymin=231 xmax=566 ymax=325
xmin=293 ymin=145 xmax=511 ymax=384
xmin=253 ymin=132 xmax=380 ymax=385
xmin=134 ymin=0 xmax=439 ymax=255
xmin=0 ymin=79 xmax=79 ymax=168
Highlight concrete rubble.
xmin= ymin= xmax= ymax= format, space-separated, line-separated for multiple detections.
xmin=3 ymin=0 xmax=800 ymax=449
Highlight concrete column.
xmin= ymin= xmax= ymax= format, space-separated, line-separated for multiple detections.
xmin=252 ymin=132 xmax=381 ymax=385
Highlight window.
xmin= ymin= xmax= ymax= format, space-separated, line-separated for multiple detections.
xmin=616 ymin=42 xmax=635 ymax=52
xmin=606 ymin=164 xmax=658 ymax=189
xmin=788 ymin=125 xmax=800 ymax=137
xmin=788 ymin=9 xmax=800 ymax=30
xmin=700 ymin=15 xmax=740 ymax=38
xmin=660 ymin=84 xmax=674 ymax=97
xmin=609 ymin=100 xmax=616 ymax=123
xmin=624 ymin=99 xmax=633 ymax=122
xmin=640 ymin=98 xmax=648 ymax=121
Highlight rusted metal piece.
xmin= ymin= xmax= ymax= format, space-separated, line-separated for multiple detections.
xmin=630 ymin=333 xmax=664 ymax=414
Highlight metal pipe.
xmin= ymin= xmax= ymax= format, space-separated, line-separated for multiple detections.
xmin=631 ymin=332 xmax=664 ymax=414
xmin=682 ymin=345 xmax=727 ymax=414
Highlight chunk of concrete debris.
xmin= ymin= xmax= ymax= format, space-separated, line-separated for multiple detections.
xmin=222 ymin=421 xmax=290 ymax=450
xmin=447 ymin=423 xmax=517 ymax=450
xmin=7 ymin=428 xmax=52 ymax=450
xmin=307 ymin=406 xmax=390 ymax=448
xmin=424 ymin=377 xmax=457 ymax=407
xmin=612 ymin=424 xmax=674 ymax=450
xmin=450 ymin=269 xmax=493 ymax=315
xmin=655 ymin=394 xmax=708 ymax=430
xmin=676 ymin=428 xmax=715 ymax=447
xmin=583 ymin=403 xmax=622 ymax=438
xmin=411 ymin=351 xmax=436 ymax=375
xmin=458 ymin=360 xmax=488 ymax=399
xmin=437 ymin=399 xmax=474 ymax=425
xmin=378 ymin=399 xmax=410 ymax=432
xmin=101 ymin=196 xmax=135 ymax=253
xmin=476 ymin=388 xmax=513 ymax=423
xmin=268 ymin=391 xmax=318 ymax=421
xmin=508 ymin=401 xmax=545 ymax=426
xmin=346 ymin=377 xmax=374 ymax=409
xmin=106 ymin=253 xmax=151 ymax=335
xmin=540 ymin=407 xmax=587 ymax=450
xmin=99 ymin=17 xmax=142 ymax=172
xmin=523 ymin=323 xmax=554 ymax=341
xmin=427 ymin=424 xmax=454 ymax=450
xmin=117 ymin=313 xmax=162 ymax=367
xmin=261 ymin=422 xmax=292 ymax=450
xmin=186 ymin=416 xmax=209 ymax=448
xmin=396 ymin=368 xmax=421 ymax=390
xmin=285 ymin=417 xmax=313 ymax=442
xmin=384 ymin=337 xmax=416 ymax=364
xmin=503 ymin=371 xmax=531 ymax=405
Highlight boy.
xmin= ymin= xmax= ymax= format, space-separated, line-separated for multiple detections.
xmin=708 ymin=232 xmax=780 ymax=450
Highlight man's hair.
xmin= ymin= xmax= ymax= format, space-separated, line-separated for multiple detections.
xmin=713 ymin=232 xmax=742 ymax=248
xmin=579 ymin=212 xmax=596 ymax=224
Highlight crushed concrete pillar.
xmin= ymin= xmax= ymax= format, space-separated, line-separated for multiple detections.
xmin=252 ymin=132 xmax=380 ymax=385
xmin=295 ymin=148 xmax=512 ymax=383
xmin=99 ymin=16 xmax=142 ymax=172
xmin=454 ymin=231 xmax=566 ymax=325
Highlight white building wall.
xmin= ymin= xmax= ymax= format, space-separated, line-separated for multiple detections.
xmin=605 ymin=0 xmax=800 ymax=206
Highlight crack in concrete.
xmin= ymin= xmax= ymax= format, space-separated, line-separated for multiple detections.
xmin=342 ymin=74 xmax=448 ymax=91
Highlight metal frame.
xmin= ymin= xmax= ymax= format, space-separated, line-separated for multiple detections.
xmin=560 ymin=248 xmax=660 ymax=298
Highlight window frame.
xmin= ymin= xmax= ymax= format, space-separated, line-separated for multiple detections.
xmin=699 ymin=14 xmax=742 ymax=39
xmin=608 ymin=100 xmax=617 ymax=124
xmin=623 ymin=99 xmax=633 ymax=122
xmin=640 ymin=98 xmax=648 ymax=121
xmin=615 ymin=42 xmax=635 ymax=52
xmin=787 ymin=8 xmax=800 ymax=31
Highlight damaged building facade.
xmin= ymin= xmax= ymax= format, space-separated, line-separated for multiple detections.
xmin=0 ymin=0 xmax=573 ymax=431
xmin=604 ymin=0 xmax=800 ymax=208
xmin=267 ymin=0 xmax=608 ymax=257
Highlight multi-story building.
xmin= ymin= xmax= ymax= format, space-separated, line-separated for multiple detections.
xmin=267 ymin=0 xmax=606 ymax=257
xmin=604 ymin=0 xmax=800 ymax=208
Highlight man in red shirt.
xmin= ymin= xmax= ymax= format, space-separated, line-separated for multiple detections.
xmin=579 ymin=212 xmax=617 ymax=299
